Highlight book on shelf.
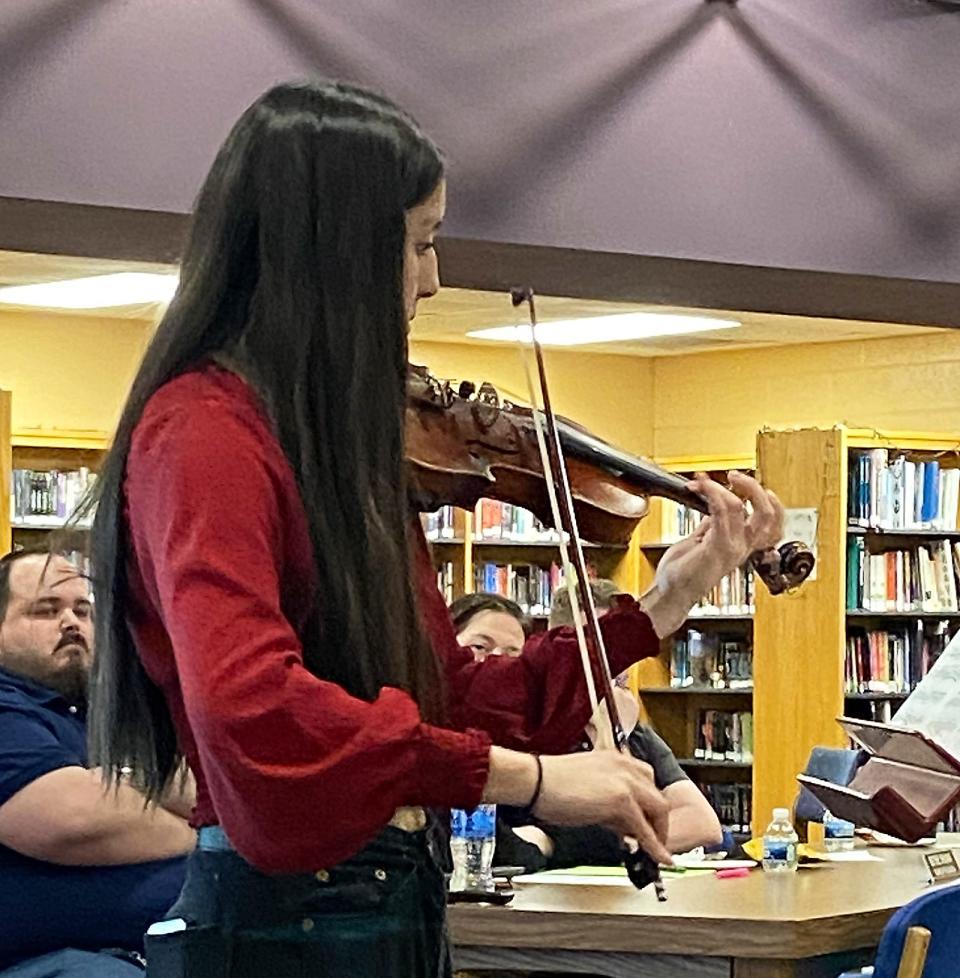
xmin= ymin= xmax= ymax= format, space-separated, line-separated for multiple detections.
xmin=693 ymin=709 xmax=753 ymax=763
xmin=10 ymin=468 xmax=96 ymax=526
xmin=670 ymin=629 xmax=753 ymax=688
xmin=845 ymin=621 xmax=951 ymax=695
xmin=687 ymin=564 xmax=754 ymax=616
xmin=423 ymin=506 xmax=458 ymax=541
xmin=942 ymin=803 xmax=960 ymax=833
xmin=846 ymin=537 xmax=960 ymax=612
xmin=848 ymin=450 xmax=960 ymax=531
xmin=656 ymin=499 xmax=705 ymax=545
xmin=436 ymin=561 xmax=456 ymax=603
xmin=472 ymin=561 xmax=562 ymax=617
xmin=697 ymin=781 xmax=751 ymax=835
xmin=475 ymin=499 xmax=557 ymax=543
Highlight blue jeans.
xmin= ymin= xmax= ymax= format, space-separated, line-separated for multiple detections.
xmin=0 ymin=949 xmax=143 ymax=977
xmin=146 ymin=826 xmax=450 ymax=977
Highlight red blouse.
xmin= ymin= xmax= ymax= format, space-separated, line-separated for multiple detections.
xmin=124 ymin=365 xmax=660 ymax=873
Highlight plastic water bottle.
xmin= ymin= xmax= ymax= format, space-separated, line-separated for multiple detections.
xmin=823 ymin=810 xmax=855 ymax=852
xmin=449 ymin=804 xmax=497 ymax=893
xmin=762 ymin=807 xmax=799 ymax=874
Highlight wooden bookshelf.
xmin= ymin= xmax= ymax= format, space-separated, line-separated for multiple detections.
xmin=427 ymin=435 xmax=960 ymax=838
xmin=754 ymin=425 xmax=960 ymax=836
xmin=423 ymin=502 xmax=640 ymax=611
xmin=632 ymin=456 xmax=757 ymax=832
xmin=7 ymin=429 xmax=109 ymax=555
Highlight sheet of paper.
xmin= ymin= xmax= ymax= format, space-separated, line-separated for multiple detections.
xmin=813 ymin=850 xmax=883 ymax=863
xmin=512 ymin=865 xmax=712 ymax=887
xmin=513 ymin=873 xmax=635 ymax=887
xmin=891 ymin=631 xmax=960 ymax=761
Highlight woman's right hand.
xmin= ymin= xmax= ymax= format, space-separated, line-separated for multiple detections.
xmin=483 ymin=747 xmax=671 ymax=866
xmin=533 ymin=752 xmax=671 ymax=866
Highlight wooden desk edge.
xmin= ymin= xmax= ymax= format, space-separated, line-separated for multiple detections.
xmin=447 ymin=905 xmax=895 ymax=959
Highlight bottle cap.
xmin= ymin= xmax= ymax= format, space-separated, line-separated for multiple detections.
xmin=773 ymin=807 xmax=790 ymax=820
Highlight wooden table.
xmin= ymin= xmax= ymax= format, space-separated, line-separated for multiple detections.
xmin=449 ymin=848 xmax=934 ymax=977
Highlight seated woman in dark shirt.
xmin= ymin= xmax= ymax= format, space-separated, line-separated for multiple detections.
xmin=449 ymin=587 xmax=722 ymax=871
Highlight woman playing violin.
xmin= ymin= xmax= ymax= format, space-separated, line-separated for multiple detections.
xmin=87 ymin=79 xmax=784 ymax=977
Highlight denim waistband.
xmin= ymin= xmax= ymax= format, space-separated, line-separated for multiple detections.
xmin=198 ymin=808 xmax=427 ymax=855
xmin=197 ymin=825 xmax=234 ymax=852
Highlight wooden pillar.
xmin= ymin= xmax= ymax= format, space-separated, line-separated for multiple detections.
xmin=753 ymin=427 xmax=847 ymax=836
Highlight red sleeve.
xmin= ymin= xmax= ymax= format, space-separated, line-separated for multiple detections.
xmin=126 ymin=399 xmax=491 ymax=874
xmin=412 ymin=528 xmax=661 ymax=753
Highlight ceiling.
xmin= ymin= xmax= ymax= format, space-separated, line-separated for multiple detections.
xmin=0 ymin=250 xmax=941 ymax=357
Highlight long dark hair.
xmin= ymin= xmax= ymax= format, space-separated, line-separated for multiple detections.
xmin=87 ymin=80 xmax=444 ymax=799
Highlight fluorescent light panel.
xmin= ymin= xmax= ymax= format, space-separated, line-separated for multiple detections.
xmin=0 ymin=272 xmax=178 ymax=309
xmin=467 ymin=312 xmax=740 ymax=346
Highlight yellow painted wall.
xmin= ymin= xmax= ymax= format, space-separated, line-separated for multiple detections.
xmin=0 ymin=310 xmax=152 ymax=436
xmin=410 ymin=340 xmax=656 ymax=455
xmin=0 ymin=315 xmax=656 ymax=453
xmin=653 ymin=330 xmax=960 ymax=461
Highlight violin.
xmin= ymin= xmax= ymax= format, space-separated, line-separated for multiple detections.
xmin=406 ymin=366 xmax=814 ymax=597
xmin=408 ymin=287 xmax=815 ymax=899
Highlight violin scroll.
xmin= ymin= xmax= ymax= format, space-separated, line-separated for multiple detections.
xmin=749 ymin=541 xmax=816 ymax=596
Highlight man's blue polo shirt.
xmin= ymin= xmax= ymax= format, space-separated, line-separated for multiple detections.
xmin=0 ymin=667 xmax=186 ymax=970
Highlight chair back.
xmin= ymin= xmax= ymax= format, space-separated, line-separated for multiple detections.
xmin=873 ymin=882 xmax=960 ymax=978
xmin=795 ymin=746 xmax=863 ymax=825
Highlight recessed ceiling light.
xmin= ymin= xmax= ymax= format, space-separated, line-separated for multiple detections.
xmin=466 ymin=312 xmax=740 ymax=346
xmin=0 ymin=272 xmax=178 ymax=309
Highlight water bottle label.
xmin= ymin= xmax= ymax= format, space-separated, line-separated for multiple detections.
xmin=451 ymin=804 xmax=496 ymax=841
xmin=763 ymin=841 xmax=795 ymax=862
xmin=824 ymin=819 xmax=854 ymax=839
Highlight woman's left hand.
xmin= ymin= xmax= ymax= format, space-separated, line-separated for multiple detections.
xmin=642 ymin=472 xmax=784 ymax=636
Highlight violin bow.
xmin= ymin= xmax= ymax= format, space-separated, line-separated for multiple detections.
xmin=509 ymin=287 xmax=667 ymax=901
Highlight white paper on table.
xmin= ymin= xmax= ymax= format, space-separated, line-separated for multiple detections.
xmin=814 ymin=850 xmax=883 ymax=863
xmin=512 ymin=872 xmax=636 ymax=887
xmin=859 ymin=830 xmax=937 ymax=847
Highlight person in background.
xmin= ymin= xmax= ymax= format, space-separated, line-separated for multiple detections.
xmin=0 ymin=550 xmax=192 ymax=977
xmin=549 ymin=580 xmax=723 ymax=856
xmin=451 ymin=585 xmax=721 ymax=871
xmin=449 ymin=593 xmax=530 ymax=661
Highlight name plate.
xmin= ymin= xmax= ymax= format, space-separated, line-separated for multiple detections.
xmin=923 ymin=849 xmax=960 ymax=885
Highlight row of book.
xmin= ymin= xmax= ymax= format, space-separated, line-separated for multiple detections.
xmin=694 ymin=709 xmax=753 ymax=763
xmin=472 ymin=562 xmax=563 ymax=616
xmin=10 ymin=468 xmax=95 ymax=525
xmin=844 ymin=622 xmax=952 ymax=694
xmin=697 ymin=781 xmax=752 ymax=836
xmin=848 ymin=450 xmax=960 ymax=531
xmin=846 ymin=538 xmax=960 ymax=612
xmin=670 ymin=630 xmax=753 ymax=688
xmin=423 ymin=502 xmax=575 ymax=544
xmin=423 ymin=506 xmax=459 ymax=541
xmin=688 ymin=565 xmax=754 ymax=617
xmin=475 ymin=499 xmax=555 ymax=542
xmin=436 ymin=562 xmax=456 ymax=604
xmin=658 ymin=500 xmax=705 ymax=544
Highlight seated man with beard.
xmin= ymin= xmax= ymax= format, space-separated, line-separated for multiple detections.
xmin=0 ymin=551 xmax=194 ymax=977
